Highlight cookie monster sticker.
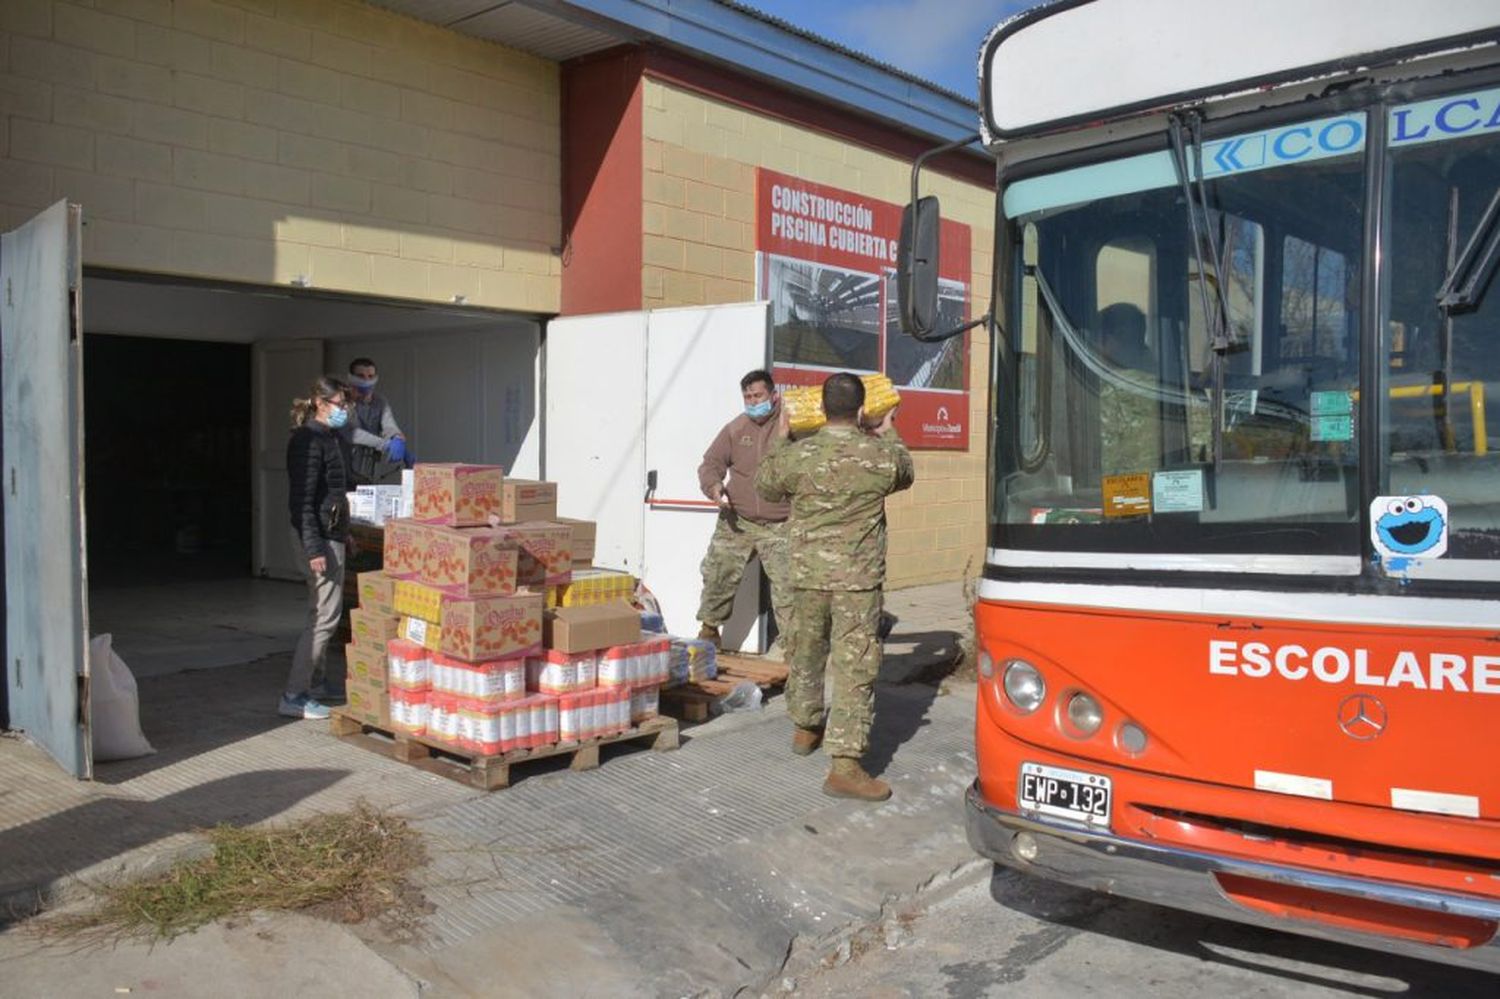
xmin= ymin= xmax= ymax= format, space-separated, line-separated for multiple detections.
xmin=1371 ymin=495 xmax=1449 ymax=562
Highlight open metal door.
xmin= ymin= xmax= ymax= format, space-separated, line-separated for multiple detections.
xmin=1 ymin=201 xmax=91 ymax=777
xmin=642 ymin=303 xmax=771 ymax=651
xmin=545 ymin=311 xmax=649 ymax=573
xmin=253 ymin=340 xmax=324 ymax=580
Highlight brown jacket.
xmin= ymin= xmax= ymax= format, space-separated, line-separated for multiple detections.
xmin=698 ymin=406 xmax=791 ymax=523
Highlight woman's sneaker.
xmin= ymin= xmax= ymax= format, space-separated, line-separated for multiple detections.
xmin=279 ymin=693 xmax=331 ymax=720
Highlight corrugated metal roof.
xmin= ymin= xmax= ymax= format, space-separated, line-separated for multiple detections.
xmin=366 ymin=1 xmax=627 ymax=61
xmin=364 ymin=0 xmax=984 ymax=146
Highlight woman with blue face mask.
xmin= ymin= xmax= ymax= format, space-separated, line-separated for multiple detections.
xmin=282 ymin=376 xmax=356 ymax=720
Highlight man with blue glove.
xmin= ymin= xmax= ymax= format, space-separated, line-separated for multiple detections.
xmin=345 ymin=357 xmax=408 ymax=484
xmin=695 ymin=369 xmax=791 ymax=651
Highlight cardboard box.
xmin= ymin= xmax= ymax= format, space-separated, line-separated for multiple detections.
xmin=418 ymin=526 xmax=520 ymax=597
xmin=493 ymin=522 xmax=572 ymax=586
xmin=498 ymin=479 xmax=558 ymax=523
xmin=544 ymin=603 xmax=642 ymax=654
xmin=413 ymin=463 xmax=504 ymax=527
xmin=344 ymin=642 xmax=387 ymax=689
xmin=555 ymin=517 xmax=596 ymax=564
xmin=351 ymin=484 xmax=405 ymax=526
xmin=399 ymin=615 xmax=443 ymax=652
xmin=382 ymin=519 xmax=429 ymax=579
xmin=440 ymin=592 xmax=545 ymax=663
xmin=347 ymin=490 xmax=377 ymax=525
xmin=345 ymin=680 xmax=391 ymax=728
xmin=350 ymin=608 xmax=401 ymax=647
xmin=555 ymin=568 xmax=636 ymax=607
xmin=357 ymin=571 xmax=396 ymax=616
xmin=393 ymin=579 xmax=445 ymax=622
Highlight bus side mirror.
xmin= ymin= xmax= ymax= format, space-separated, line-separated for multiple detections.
xmin=898 ymin=196 xmax=941 ymax=336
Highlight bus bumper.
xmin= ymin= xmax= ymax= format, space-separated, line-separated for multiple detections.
xmin=965 ymin=780 xmax=1500 ymax=972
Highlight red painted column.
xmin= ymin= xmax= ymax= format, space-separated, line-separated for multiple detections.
xmin=560 ymin=48 xmax=645 ymax=315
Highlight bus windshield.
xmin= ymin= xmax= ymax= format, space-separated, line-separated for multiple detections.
xmin=1382 ymin=85 xmax=1500 ymax=562
xmin=998 ymin=113 xmax=1367 ymax=555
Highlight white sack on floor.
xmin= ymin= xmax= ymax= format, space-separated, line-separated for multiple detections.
xmin=89 ymin=633 xmax=156 ymax=762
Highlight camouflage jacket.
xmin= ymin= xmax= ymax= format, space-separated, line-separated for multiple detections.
xmin=755 ymin=425 xmax=915 ymax=590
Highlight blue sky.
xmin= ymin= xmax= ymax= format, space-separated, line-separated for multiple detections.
xmin=736 ymin=0 xmax=1036 ymax=98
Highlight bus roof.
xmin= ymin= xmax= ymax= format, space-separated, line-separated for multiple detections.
xmin=981 ymin=0 xmax=1500 ymax=143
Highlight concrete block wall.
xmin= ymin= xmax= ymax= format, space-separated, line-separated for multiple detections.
xmin=641 ymin=78 xmax=994 ymax=588
xmin=1 ymin=0 xmax=561 ymax=312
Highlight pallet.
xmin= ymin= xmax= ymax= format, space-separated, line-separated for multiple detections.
xmin=660 ymin=653 xmax=790 ymax=722
xmin=328 ymin=709 xmax=679 ymax=790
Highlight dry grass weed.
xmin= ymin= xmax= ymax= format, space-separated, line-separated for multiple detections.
xmin=47 ymin=802 xmax=427 ymax=942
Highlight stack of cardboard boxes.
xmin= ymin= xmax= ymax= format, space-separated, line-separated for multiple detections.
xmin=341 ymin=462 xmax=668 ymax=757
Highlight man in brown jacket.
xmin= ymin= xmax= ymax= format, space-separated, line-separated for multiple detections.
xmin=696 ymin=369 xmax=792 ymax=649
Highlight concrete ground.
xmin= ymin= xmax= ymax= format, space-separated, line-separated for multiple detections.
xmin=1 ymin=580 xmax=977 ymax=998
xmin=791 ymin=867 xmax=1499 ymax=998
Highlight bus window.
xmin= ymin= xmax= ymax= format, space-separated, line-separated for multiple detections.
xmin=999 ymin=111 xmax=1365 ymax=547
xmin=1383 ymin=88 xmax=1500 ymax=560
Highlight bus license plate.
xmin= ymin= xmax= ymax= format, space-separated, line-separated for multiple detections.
xmin=1019 ymin=763 xmax=1111 ymax=827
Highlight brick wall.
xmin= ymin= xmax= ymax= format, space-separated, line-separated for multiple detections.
xmin=641 ymin=78 xmax=994 ymax=588
xmin=0 ymin=0 xmax=561 ymax=311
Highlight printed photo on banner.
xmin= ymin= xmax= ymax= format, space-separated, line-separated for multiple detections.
xmin=882 ymin=272 xmax=967 ymax=391
xmin=766 ymin=256 xmax=882 ymax=372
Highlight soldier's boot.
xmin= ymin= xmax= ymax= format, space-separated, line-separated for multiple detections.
xmin=697 ymin=623 xmax=721 ymax=648
xmin=823 ymin=758 xmax=891 ymax=801
xmin=791 ymin=726 xmax=823 ymax=756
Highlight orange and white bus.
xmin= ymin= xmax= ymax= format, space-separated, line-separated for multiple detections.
xmin=900 ymin=0 xmax=1500 ymax=970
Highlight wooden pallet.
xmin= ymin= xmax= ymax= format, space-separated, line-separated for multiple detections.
xmin=660 ymin=653 xmax=790 ymax=722
xmin=328 ymin=709 xmax=679 ymax=790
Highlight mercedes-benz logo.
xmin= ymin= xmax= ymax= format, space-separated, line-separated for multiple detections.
xmin=1338 ymin=694 xmax=1387 ymax=740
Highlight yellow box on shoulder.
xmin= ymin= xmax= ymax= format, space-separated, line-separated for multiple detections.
xmin=860 ymin=373 xmax=901 ymax=419
xmin=784 ymin=385 xmax=826 ymax=434
xmin=782 ymin=376 xmax=901 ymax=435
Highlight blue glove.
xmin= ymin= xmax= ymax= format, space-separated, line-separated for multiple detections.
xmin=384 ymin=437 xmax=406 ymax=463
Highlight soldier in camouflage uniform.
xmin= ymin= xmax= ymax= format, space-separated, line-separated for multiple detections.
xmin=756 ymin=372 xmax=915 ymax=801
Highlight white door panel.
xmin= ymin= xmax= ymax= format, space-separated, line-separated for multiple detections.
xmin=544 ymin=312 xmax=648 ymax=573
xmin=1 ymin=201 xmax=91 ymax=777
xmin=643 ymin=303 xmax=771 ymax=651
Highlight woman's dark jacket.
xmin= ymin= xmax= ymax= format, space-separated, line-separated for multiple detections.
xmin=287 ymin=421 xmax=353 ymax=559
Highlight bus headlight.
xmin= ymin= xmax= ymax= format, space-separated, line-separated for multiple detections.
xmin=1002 ymin=659 xmax=1046 ymax=713
xmin=1065 ymin=692 xmax=1104 ymax=736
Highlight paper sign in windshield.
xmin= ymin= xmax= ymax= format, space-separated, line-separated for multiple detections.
xmin=1311 ymin=414 xmax=1354 ymax=442
xmin=1102 ymin=473 xmax=1151 ymax=518
xmin=1310 ymin=390 xmax=1352 ymax=416
xmin=1152 ymin=469 xmax=1204 ymax=513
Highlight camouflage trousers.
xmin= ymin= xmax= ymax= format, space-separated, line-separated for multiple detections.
xmin=697 ymin=513 xmax=791 ymax=638
xmin=785 ymin=587 xmax=882 ymax=759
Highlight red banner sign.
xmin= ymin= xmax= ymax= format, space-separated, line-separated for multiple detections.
xmin=754 ymin=168 xmax=972 ymax=450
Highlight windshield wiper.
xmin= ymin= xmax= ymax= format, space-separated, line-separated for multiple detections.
xmin=1435 ymin=185 xmax=1500 ymax=316
xmin=1168 ymin=110 xmax=1234 ymax=470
